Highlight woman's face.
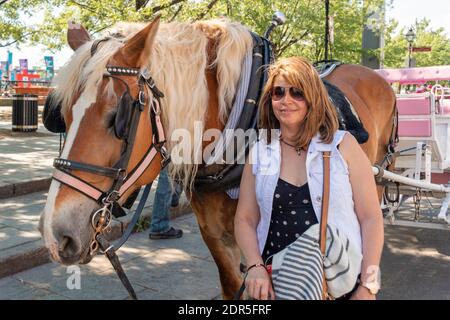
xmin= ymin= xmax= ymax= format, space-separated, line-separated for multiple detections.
xmin=271 ymin=76 xmax=308 ymax=130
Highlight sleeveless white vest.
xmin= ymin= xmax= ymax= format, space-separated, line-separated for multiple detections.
xmin=251 ymin=130 xmax=362 ymax=260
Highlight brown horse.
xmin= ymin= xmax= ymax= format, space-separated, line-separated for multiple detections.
xmin=39 ymin=16 xmax=396 ymax=299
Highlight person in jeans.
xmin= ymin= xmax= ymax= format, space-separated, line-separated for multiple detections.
xmin=149 ymin=167 xmax=183 ymax=239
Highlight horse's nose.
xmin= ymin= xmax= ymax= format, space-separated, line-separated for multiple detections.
xmin=55 ymin=228 xmax=82 ymax=264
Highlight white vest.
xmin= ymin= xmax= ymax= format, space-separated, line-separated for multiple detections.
xmin=251 ymin=130 xmax=362 ymax=258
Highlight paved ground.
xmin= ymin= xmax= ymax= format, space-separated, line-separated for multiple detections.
xmin=0 ymin=106 xmax=57 ymax=199
xmin=0 ymin=213 xmax=222 ymax=300
xmin=0 ymin=187 xmax=192 ymax=278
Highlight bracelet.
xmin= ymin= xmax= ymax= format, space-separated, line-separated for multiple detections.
xmin=246 ymin=263 xmax=266 ymax=273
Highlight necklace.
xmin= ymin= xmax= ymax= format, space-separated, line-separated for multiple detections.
xmin=280 ymin=138 xmax=303 ymax=156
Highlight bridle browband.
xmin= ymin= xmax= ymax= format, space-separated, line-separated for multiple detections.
xmin=51 ymin=39 xmax=170 ymax=299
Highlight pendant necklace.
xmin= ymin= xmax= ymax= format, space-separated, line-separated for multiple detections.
xmin=280 ymin=138 xmax=303 ymax=156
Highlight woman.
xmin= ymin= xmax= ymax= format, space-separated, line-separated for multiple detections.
xmin=234 ymin=57 xmax=384 ymax=300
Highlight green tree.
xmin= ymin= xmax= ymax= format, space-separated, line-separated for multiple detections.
xmin=2 ymin=0 xmax=448 ymax=68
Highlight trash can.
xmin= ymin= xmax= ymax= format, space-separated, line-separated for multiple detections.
xmin=12 ymin=94 xmax=38 ymax=132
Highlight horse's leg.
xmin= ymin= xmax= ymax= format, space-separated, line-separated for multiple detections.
xmin=189 ymin=191 xmax=242 ymax=300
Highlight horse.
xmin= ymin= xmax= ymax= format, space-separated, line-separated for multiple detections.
xmin=38 ymin=16 xmax=397 ymax=299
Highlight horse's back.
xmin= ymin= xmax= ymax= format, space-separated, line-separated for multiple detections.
xmin=325 ymin=64 xmax=395 ymax=107
xmin=324 ymin=64 xmax=396 ymax=163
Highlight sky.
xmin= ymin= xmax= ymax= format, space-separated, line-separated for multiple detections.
xmin=1 ymin=0 xmax=449 ymax=70
xmin=385 ymin=0 xmax=450 ymax=35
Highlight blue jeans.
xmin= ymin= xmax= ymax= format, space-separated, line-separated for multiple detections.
xmin=150 ymin=168 xmax=180 ymax=233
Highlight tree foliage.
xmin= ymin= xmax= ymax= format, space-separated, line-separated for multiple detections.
xmin=1 ymin=0 xmax=449 ymax=67
xmin=383 ymin=18 xmax=450 ymax=68
xmin=0 ymin=0 xmax=45 ymax=47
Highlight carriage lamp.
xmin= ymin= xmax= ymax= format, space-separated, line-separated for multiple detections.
xmin=405 ymin=27 xmax=416 ymax=68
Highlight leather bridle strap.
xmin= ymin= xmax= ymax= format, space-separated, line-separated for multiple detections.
xmin=52 ymin=143 xmax=159 ymax=202
xmin=91 ymin=38 xmax=112 ymax=56
xmin=53 ymin=169 xmax=104 ymax=200
xmin=114 ymin=181 xmax=153 ymax=250
xmin=54 ymin=159 xmax=122 ymax=178
xmin=118 ymin=146 xmax=158 ymax=195
xmin=96 ymin=234 xmax=137 ymax=300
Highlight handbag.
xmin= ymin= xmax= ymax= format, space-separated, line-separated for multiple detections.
xmin=270 ymin=151 xmax=333 ymax=300
xmin=235 ymin=151 xmax=358 ymax=300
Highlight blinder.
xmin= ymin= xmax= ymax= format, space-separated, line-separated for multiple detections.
xmin=43 ymin=91 xmax=66 ymax=133
xmin=43 ymin=85 xmax=136 ymax=141
xmin=114 ymin=90 xmax=133 ymax=140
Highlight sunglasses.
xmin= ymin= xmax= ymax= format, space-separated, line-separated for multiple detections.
xmin=271 ymin=86 xmax=305 ymax=101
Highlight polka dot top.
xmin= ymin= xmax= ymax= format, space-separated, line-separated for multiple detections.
xmin=262 ymin=178 xmax=318 ymax=263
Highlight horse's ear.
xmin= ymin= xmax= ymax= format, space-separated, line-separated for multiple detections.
xmin=67 ymin=21 xmax=91 ymax=51
xmin=120 ymin=15 xmax=161 ymax=66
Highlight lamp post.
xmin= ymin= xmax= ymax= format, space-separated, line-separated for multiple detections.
xmin=324 ymin=0 xmax=330 ymax=61
xmin=405 ymin=27 xmax=416 ymax=68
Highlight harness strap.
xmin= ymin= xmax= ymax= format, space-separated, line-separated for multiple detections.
xmin=91 ymin=38 xmax=111 ymax=56
xmin=53 ymin=169 xmax=104 ymax=200
xmin=52 ymin=144 xmax=161 ymax=203
xmin=92 ymin=181 xmax=154 ymax=300
xmin=114 ymin=183 xmax=152 ymax=250
xmin=118 ymin=146 xmax=159 ymax=196
xmin=54 ymin=158 xmax=122 ymax=178
xmin=96 ymin=235 xmax=137 ymax=300
xmin=194 ymin=33 xmax=268 ymax=193
xmin=152 ymin=98 xmax=165 ymax=143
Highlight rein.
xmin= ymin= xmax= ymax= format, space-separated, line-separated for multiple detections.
xmin=51 ymin=39 xmax=170 ymax=299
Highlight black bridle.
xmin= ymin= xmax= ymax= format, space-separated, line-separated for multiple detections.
xmin=52 ymin=39 xmax=170 ymax=299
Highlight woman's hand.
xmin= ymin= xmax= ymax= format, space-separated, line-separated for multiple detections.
xmin=245 ymin=266 xmax=275 ymax=300
xmin=349 ymin=285 xmax=376 ymax=300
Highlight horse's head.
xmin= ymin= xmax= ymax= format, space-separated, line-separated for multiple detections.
xmin=39 ymin=16 xmax=165 ymax=265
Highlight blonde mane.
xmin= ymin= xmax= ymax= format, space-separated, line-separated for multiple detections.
xmin=52 ymin=19 xmax=253 ymax=190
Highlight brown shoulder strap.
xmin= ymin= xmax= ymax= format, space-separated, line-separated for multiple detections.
xmin=320 ymin=151 xmax=331 ymax=299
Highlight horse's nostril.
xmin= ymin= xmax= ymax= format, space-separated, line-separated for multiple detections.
xmin=58 ymin=235 xmax=80 ymax=258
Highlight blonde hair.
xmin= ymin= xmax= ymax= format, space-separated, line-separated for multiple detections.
xmin=259 ymin=57 xmax=338 ymax=147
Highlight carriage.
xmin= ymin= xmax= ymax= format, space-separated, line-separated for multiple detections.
xmin=374 ymin=65 xmax=450 ymax=228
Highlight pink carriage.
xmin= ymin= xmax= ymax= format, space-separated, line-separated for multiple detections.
xmin=375 ymin=65 xmax=450 ymax=228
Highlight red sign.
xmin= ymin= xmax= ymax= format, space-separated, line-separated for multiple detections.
xmin=412 ymin=47 xmax=432 ymax=52
xmin=15 ymin=72 xmax=40 ymax=88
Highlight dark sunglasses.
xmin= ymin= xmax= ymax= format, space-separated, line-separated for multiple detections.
xmin=271 ymin=86 xmax=305 ymax=101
